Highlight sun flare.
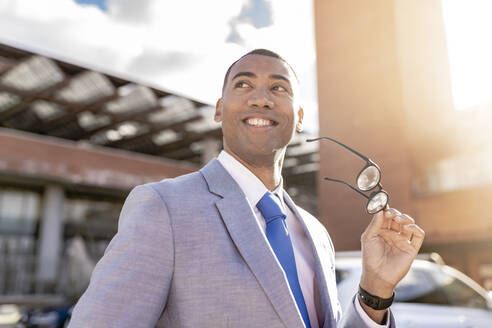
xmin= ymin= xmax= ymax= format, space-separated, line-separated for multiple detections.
xmin=441 ymin=0 xmax=492 ymax=111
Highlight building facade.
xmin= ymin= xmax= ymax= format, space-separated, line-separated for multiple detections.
xmin=314 ymin=0 xmax=492 ymax=290
xmin=0 ymin=128 xmax=197 ymax=296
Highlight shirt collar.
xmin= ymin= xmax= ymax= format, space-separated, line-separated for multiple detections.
xmin=217 ymin=150 xmax=285 ymax=209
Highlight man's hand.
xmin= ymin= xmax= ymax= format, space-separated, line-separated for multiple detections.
xmin=358 ymin=207 xmax=425 ymax=323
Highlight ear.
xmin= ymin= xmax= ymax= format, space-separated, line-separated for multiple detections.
xmin=215 ymin=98 xmax=223 ymax=123
xmin=296 ymin=107 xmax=304 ymax=132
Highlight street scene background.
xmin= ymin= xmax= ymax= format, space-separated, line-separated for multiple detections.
xmin=0 ymin=0 xmax=491 ymax=327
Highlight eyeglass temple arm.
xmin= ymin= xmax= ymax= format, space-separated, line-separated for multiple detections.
xmin=323 ymin=177 xmax=369 ymax=199
xmin=306 ymin=137 xmax=369 ymax=161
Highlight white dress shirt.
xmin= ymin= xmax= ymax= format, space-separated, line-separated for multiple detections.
xmin=217 ymin=150 xmax=388 ymax=328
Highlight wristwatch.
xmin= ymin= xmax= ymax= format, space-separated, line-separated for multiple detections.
xmin=357 ymin=285 xmax=395 ymax=310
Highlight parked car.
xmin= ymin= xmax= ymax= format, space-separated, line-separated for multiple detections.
xmin=0 ymin=295 xmax=71 ymax=328
xmin=335 ymin=252 xmax=492 ymax=328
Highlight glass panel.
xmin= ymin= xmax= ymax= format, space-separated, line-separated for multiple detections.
xmin=117 ymin=121 xmax=148 ymax=138
xmin=105 ymin=85 xmax=157 ymax=115
xmin=152 ymin=130 xmax=181 ymax=146
xmin=0 ymin=190 xmax=24 ymax=220
xmin=64 ymin=198 xmax=121 ymax=223
xmin=0 ymin=235 xmax=36 ymax=294
xmin=0 ymin=189 xmax=40 ymax=235
xmin=184 ymin=106 xmax=220 ymax=133
xmin=31 ymin=100 xmax=65 ymax=120
xmin=63 ymin=198 xmax=122 ymax=241
xmin=24 ymin=192 xmax=40 ymax=222
xmin=395 ymin=267 xmax=450 ymax=305
xmin=148 ymin=95 xmax=195 ymax=124
xmin=90 ymin=121 xmax=149 ymax=144
xmin=0 ymin=56 xmax=64 ymax=92
xmin=0 ymin=92 xmax=20 ymax=112
xmin=56 ymin=71 xmax=114 ymax=105
xmin=430 ymin=268 xmax=487 ymax=309
xmin=77 ymin=111 xmax=111 ymax=130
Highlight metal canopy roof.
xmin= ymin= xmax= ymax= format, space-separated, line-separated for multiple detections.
xmin=0 ymin=42 xmax=319 ymax=183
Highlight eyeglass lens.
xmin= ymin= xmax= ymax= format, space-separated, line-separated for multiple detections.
xmin=367 ymin=191 xmax=388 ymax=214
xmin=357 ymin=165 xmax=380 ymax=191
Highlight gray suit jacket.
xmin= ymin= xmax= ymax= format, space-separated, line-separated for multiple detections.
xmin=69 ymin=159 xmax=395 ymax=327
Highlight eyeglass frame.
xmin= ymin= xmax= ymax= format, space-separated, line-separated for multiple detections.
xmin=306 ymin=136 xmax=389 ymax=215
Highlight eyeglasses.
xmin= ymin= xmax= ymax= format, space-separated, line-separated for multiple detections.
xmin=306 ymin=137 xmax=388 ymax=215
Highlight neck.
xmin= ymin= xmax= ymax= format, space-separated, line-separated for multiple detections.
xmin=225 ymin=148 xmax=284 ymax=191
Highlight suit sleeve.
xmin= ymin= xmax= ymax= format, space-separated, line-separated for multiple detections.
xmin=69 ymin=184 xmax=174 ymax=328
xmin=338 ymin=295 xmax=396 ymax=327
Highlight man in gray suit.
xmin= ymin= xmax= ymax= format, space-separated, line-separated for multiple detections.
xmin=69 ymin=49 xmax=425 ymax=327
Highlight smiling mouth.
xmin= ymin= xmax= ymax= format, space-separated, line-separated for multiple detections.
xmin=243 ymin=117 xmax=278 ymax=127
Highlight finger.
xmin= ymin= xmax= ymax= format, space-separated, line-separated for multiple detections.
xmin=385 ymin=209 xmax=402 ymax=232
xmin=395 ymin=214 xmax=415 ymax=225
xmin=384 ymin=207 xmax=400 ymax=218
xmin=403 ymin=224 xmax=425 ymax=249
xmin=379 ymin=229 xmax=415 ymax=253
xmin=385 ymin=208 xmax=401 ymax=229
xmin=392 ymin=214 xmax=415 ymax=233
xmin=400 ymin=223 xmax=413 ymax=240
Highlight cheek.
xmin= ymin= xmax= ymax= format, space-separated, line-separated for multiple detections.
xmin=282 ymin=107 xmax=298 ymax=126
xmin=220 ymin=100 xmax=242 ymax=122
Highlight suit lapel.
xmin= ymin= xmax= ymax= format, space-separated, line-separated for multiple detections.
xmin=283 ymin=191 xmax=338 ymax=327
xmin=201 ymin=160 xmax=305 ymax=328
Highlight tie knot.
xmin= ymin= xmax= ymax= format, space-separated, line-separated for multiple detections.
xmin=256 ymin=192 xmax=286 ymax=224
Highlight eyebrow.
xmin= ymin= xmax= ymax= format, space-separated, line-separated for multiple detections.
xmin=231 ymin=71 xmax=257 ymax=81
xmin=231 ymin=71 xmax=292 ymax=86
xmin=269 ymin=74 xmax=291 ymax=85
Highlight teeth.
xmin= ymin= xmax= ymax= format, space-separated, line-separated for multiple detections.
xmin=246 ymin=118 xmax=273 ymax=127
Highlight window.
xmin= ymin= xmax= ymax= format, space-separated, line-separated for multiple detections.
xmin=0 ymin=188 xmax=40 ymax=234
xmin=64 ymin=198 xmax=122 ymax=223
xmin=430 ymin=268 xmax=487 ymax=309
xmin=335 ymin=269 xmax=351 ymax=284
xmin=395 ymin=267 xmax=449 ymax=305
xmin=63 ymin=197 xmax=123 ymax=241
xmin=63 ymin=197 xmax=123 ymax=262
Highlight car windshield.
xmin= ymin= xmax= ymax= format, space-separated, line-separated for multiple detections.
xmin=395 ymin=265 xmax=488 ymax=309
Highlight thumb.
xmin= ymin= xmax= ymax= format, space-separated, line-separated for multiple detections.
xmin=363 ymin=210 xmax=386 ymax=238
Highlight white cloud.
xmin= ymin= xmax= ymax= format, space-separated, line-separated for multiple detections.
xmin=0 ymin=0 xmax=318 ymax=132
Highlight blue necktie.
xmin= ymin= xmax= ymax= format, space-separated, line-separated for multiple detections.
xmin=257 ymin=192 xmax=311 ymax=328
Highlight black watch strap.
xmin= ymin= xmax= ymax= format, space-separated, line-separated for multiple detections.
xmin=357 ymin=285 xmax=394 ymax=310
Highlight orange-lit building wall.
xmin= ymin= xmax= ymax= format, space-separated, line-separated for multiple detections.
xmin=314 ymin=0 xmax=492 ymax=288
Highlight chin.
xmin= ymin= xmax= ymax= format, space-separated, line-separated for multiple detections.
xmin=246 ymin=144 xmax=286 ymax=159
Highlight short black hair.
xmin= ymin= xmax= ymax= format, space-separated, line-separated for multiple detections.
xmin=221 ymin=48 xmax=299 ymax=92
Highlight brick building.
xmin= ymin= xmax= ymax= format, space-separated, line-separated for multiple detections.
xmin=314 ymin=0 xmax=492 ymax=290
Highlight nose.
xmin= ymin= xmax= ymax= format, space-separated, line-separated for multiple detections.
xmin=247 ymin=88 xmax=274 ymax=109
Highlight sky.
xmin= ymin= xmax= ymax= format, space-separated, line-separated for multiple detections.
xmin=441 ymin=0 xmax=492 ymax=111
xmin=0 ymin=0 xmax=319 ymax=132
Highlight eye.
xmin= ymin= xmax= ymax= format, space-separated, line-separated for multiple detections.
xmin=234 ymin=81 xmax=251 ymax=89
xmin=272 ymin=84 xmax=288 ymax=92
